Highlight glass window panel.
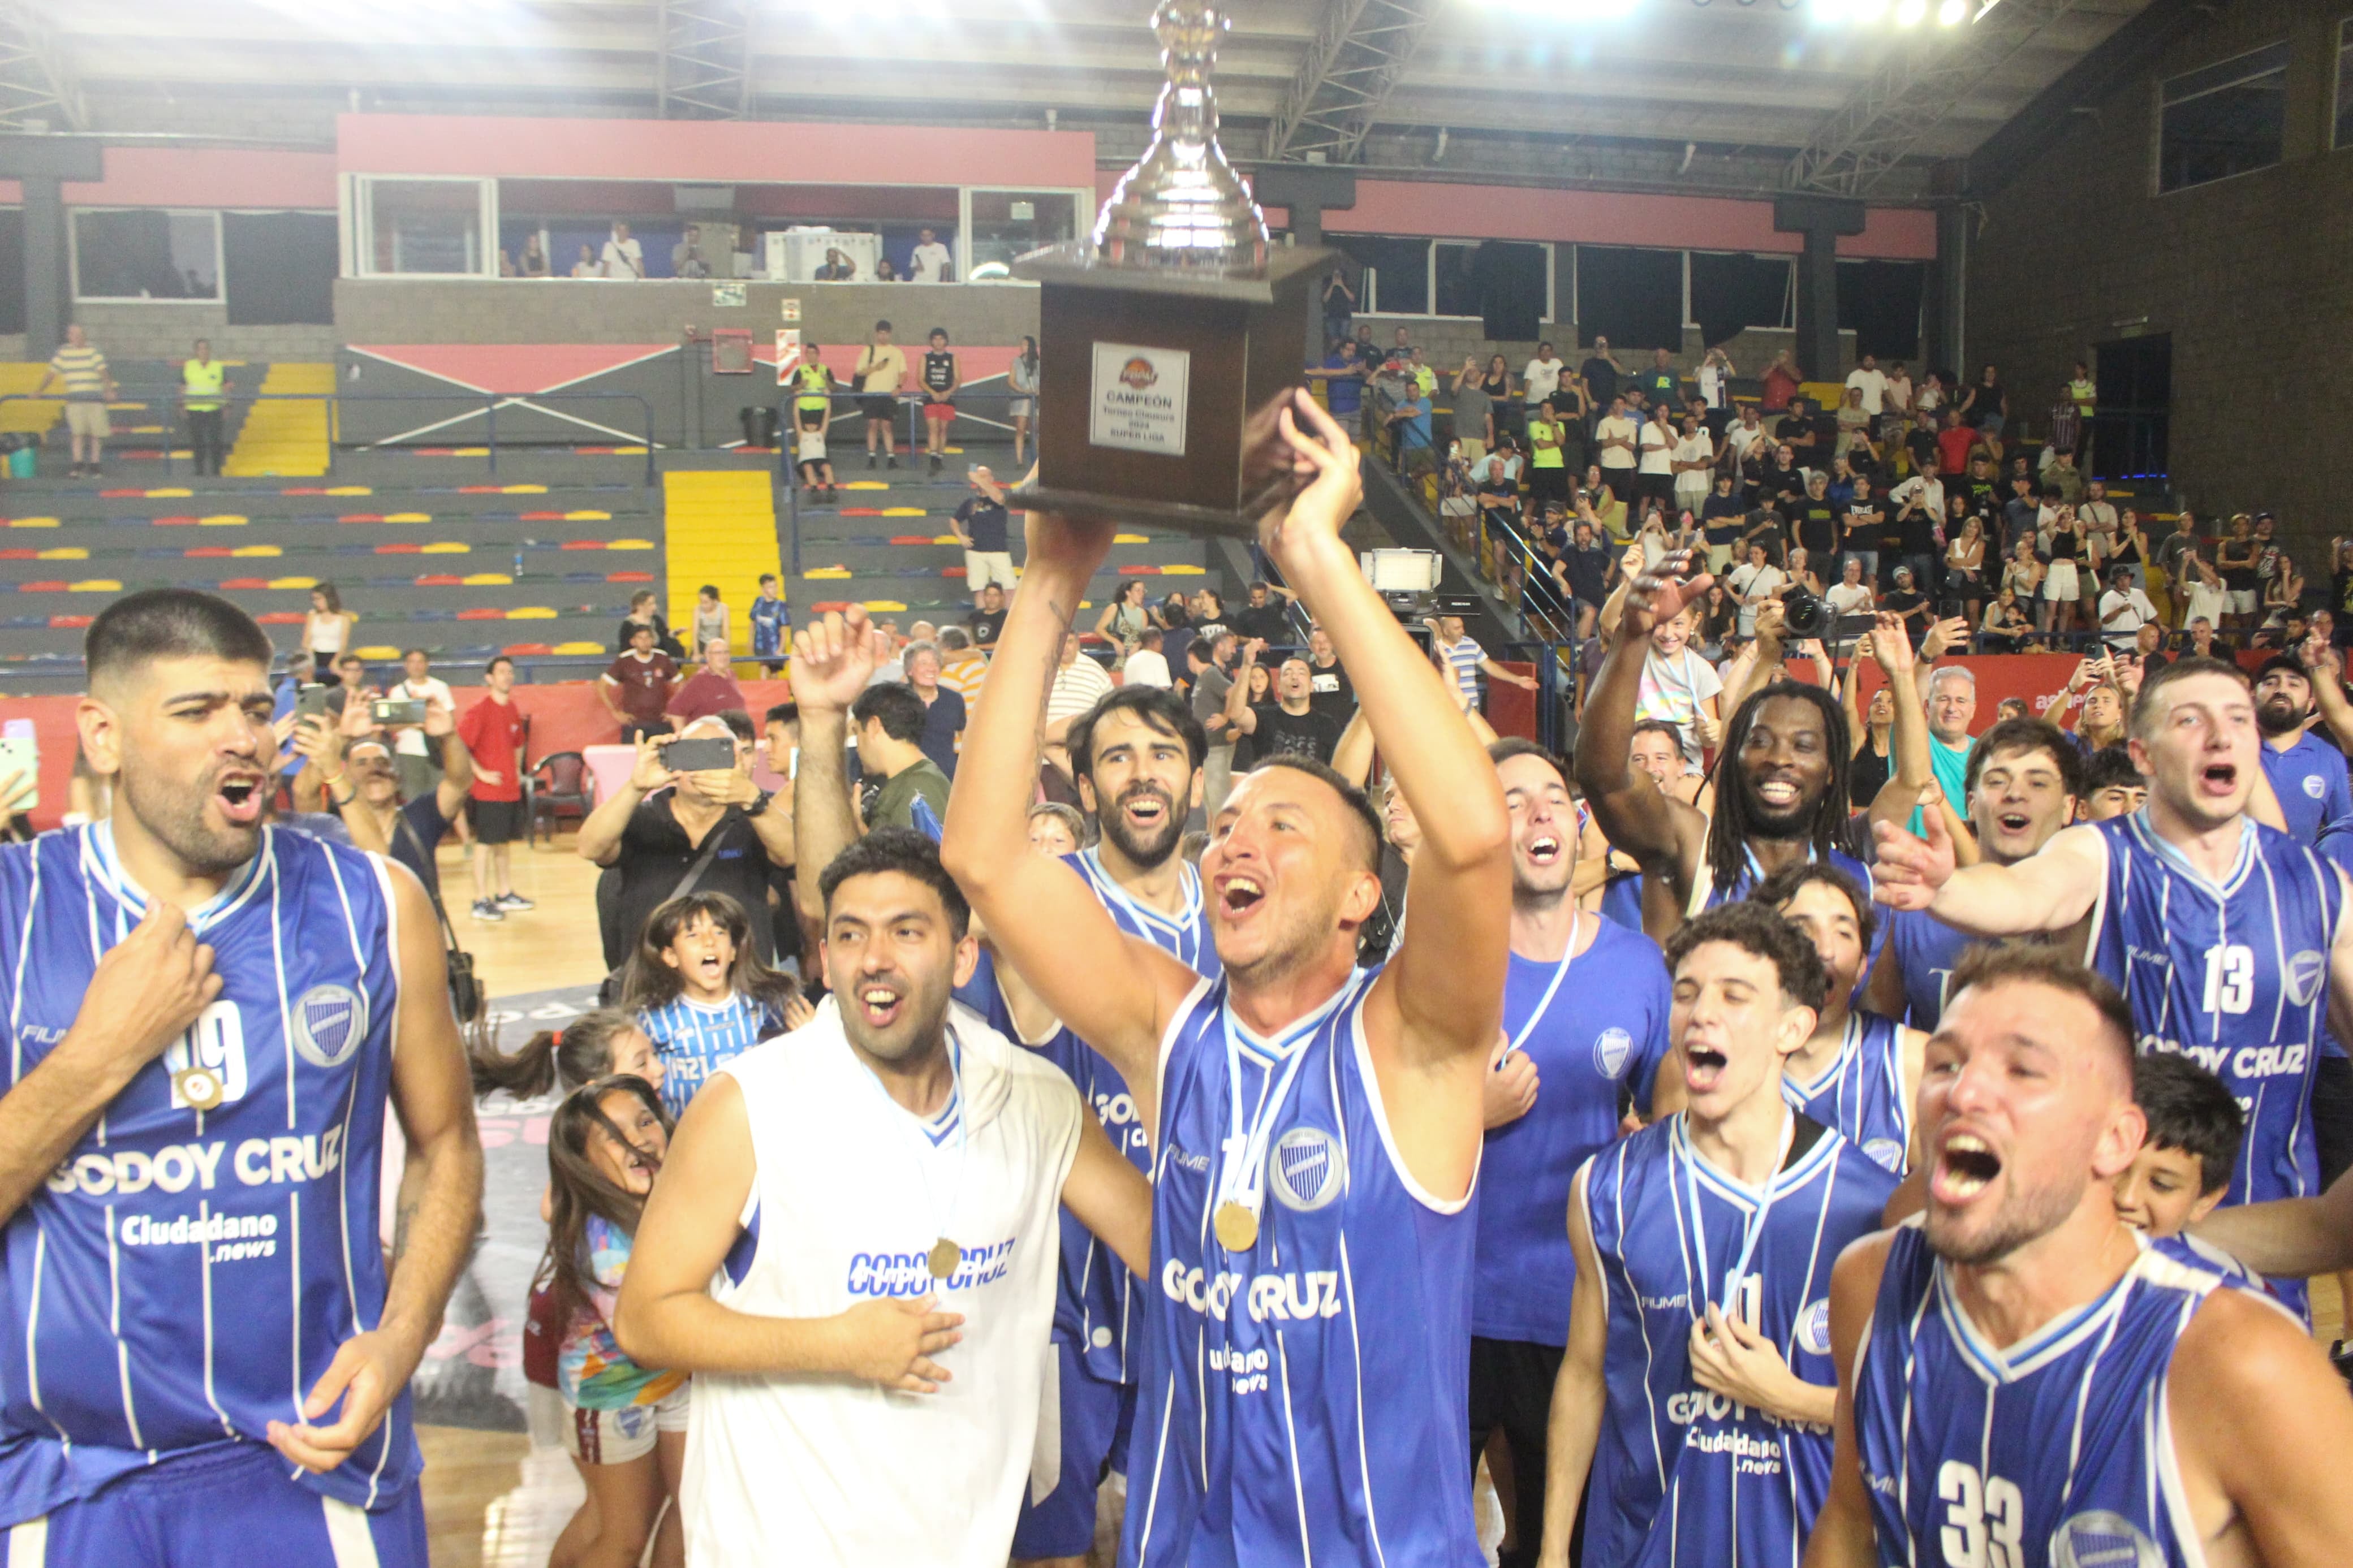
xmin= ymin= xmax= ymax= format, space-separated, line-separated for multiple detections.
xmin=367 ymin=179 xmax=483 ymax=275
xmin=72 ymin=210 xmax=218 ymax=300
xmin=1329 ymin=235 xmax=1428 ymax=316
xmin=2158 ymin=45 xmax=2287 ymax=193
xmin=1434 ymin=243 xmax=1480 ymax=318
xmin=968 ymin=191 xmax=1079 ymax=278
xmin=2336 ymin=21 xmax=2353 ymax=150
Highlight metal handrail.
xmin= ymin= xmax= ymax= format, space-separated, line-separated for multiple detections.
xmin=6 ymin=388 xmax=662 ymax=487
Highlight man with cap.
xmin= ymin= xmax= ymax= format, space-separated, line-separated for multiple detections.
xmin=2253 ymin=652 xmax=2353 ymax=844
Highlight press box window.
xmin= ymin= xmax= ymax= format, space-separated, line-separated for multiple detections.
xmin=72 ymin=210 xmax=221 ymax=301
xmin=2158 ymin=41 xmax=2289 ymax=194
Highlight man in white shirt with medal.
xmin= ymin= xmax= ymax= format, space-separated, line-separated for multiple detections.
xmin=615 ymin=801 xmax=1150 ymax=1558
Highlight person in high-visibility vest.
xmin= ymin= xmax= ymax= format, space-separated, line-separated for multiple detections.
xmin=182 ymin=338 xmax=227 ymax=476
xmin=791 ymin=348 xmax=838 ymax=502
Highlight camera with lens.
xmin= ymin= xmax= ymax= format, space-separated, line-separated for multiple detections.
xmin=1782 ymin=586 xmax=1876 ymax=641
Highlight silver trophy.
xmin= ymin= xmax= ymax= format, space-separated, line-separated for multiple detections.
xmin=1012 ymin=1 xmax=1327 ymax=537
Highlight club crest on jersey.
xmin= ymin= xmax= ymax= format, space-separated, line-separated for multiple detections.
xmin=2286 ymin=950 xmax=2327 ymax=1008
xmin=1268 ymin=1126 xmax=1343 ymax=1212
xmin=1796 ymin=1297 xmax=1832 ymax=1357
xmin=2049 ymin=1510 xmax=2161 ymax=1568
xmin=1863 ymin=1137 xmax=1906 ymax=1172
xmin=1592 ymin=1027 xmax=1632 ymax=1078
xmin=292 ymin=984 xmax=368 ymax=1069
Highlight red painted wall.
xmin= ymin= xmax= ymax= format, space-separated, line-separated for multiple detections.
xmin=1113 ymin=171 xmax=1938 ymax=263
xmin=339 ymin=114 xmax=1100 ymax=192
xmin=59 ymin=147 xmax=339 ymax=209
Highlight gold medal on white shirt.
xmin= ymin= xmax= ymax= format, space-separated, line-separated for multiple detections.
xmin=174 ymin=1066 xmax=223 ymax=1112
xmin=927 ymin=1237 xmax=963 ymax=1280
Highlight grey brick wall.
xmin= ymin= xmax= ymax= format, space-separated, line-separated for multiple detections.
xmin=333 ymin=279 xmax=1042 ymax=350
xmin=1964 ymin=0 xmax=2352 ymax=569
xmin=59 ymin=303 xmax=338 ymax=365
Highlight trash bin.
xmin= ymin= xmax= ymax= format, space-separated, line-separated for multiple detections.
xmin=739 ymin=406 xmax=779 ymax=450
xmin=6 ymin=437 xmax=33 ymax=478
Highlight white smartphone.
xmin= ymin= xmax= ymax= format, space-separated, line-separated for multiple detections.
xmin=0 ymin=721 xmax=37 ymax=815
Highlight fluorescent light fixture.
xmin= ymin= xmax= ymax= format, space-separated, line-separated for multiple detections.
xmin=1938 ymin=0 xmax=1967 ymax=19
xmin=1896 ymin=0 xmax=1927 ymax=21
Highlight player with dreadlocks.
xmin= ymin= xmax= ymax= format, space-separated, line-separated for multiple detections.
xmin=1576 ymin=550 xmax=1872 ymax=945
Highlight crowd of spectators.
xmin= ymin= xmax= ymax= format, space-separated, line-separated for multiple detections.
xmin=1310 ymin=330 xmax=2339 ymax=671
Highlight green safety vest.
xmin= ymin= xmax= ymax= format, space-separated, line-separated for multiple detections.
xmin=183 ymin=358 xmax=225 ymax=413
xmin=794 ymin=360 xmax=831 ymax=411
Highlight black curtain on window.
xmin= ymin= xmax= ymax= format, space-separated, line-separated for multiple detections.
xmin=1688 ymin=253 xmax=1790 ymax=348
xmin=1469 ymin=241 xmax=1546 ymax=342
xmin=1574 ymin=245 xmax=1681 ymax=350
xmin=1835 ymin=260 xmax=1926 ymax=361
xmin=223 ymin=211 xmax=336 ymax=326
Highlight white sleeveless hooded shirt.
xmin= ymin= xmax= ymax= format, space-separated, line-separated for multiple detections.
xmin=680 ymin=999 xmax=1083 ymax=1567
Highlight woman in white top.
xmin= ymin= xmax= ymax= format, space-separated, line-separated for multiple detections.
xmin=1093 ymin=580 xmax=1151 ymax=662
xmin=691 ymin=585 xmax=729 ymax=653
xmin=2001 ymin=535 xmax=2045 ymax=630
xmin=1008 ymin=335 xmax=1040 ymax=466
xmin=1695 ymin=348 xmax=1734 ymax=418
xmin=304 ymin=584 xmax=355 ymax=681
xmin=1943 ymin=513 xmax=1988 ymax=624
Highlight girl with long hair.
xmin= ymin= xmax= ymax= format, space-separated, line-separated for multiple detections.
xmin=472 ymin=1007 xmax=665 ymax=1103
xmin=304 ymin=584 xmax=355 ymax=684
xmin=1944 ymin=511 xmax=1986 ymax=625
xmin=620 ymin=891 xmax=811 ymax=1119
xmin=1009 ymin=334 xmax=1040 ymax=465
xmin=542 ymin=1075 xmax=687 ymax=1568
xmin=1094 ymin=578 xmax=1150 ymax=659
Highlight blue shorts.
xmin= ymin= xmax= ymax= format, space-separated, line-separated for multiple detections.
xmin=5 ymin=1440 xmax=426 ymax=1568
xmin=1010 ymin=1340 xmax=1137 ymax=1561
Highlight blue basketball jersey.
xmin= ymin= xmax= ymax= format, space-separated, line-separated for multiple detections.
xmin=1854 ymin=1220 xmax=2279 ymax=1568
xmin=637 ymin=992 xmax=782 ymax=1120
xmin=1475 ymin=919 xmax=1671 ymax=1347
xmin=1124 ymin=971 xmax=1481 ymax=1568
xmin=1881 ymin=905 xmax=1973 ymax=1031
xmin=1580 ymin=1113 xmax=1897 ymax=1568
xmin=1697 ymin=843 xmax=1874 ymax=914
xmin=2086 ymin=812 xmax=2342 ymax=1208
xmin=1037 ymin=849 xmax=1220 ymax=1384
xmin=0 ymin=825 xmax=419 ymax=1528
xmin=1781 ymin=1012 xmax=1914 ymax=1174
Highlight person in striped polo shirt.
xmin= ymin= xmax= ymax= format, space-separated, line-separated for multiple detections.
xmin=1427 ymin=611 xmax=1538 ymax=716
xmin=35 ymin=325 xmax=118 ymax=477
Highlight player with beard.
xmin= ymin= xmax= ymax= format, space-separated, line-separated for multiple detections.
xmin=1539 ymin=902 xmax=1898 ymax=1568
xmin=611 ymin=825 xmax=1153 ymax=1567
xmin=1872 ymin=659 xmax=2353 ymax=1310
xmin=0 ymin=589 xmax=483 ymax=1562
xmin=1010 ymin=684 xmax=1220 ymax=1568
xmin=942 ymin=391 xmax=1514 ymax=1566
xmin=1803 ymin=946 xmax=2353 ymax=1568
xmin=1862 ymin=718 xmax=2082 ymax=1031
xmin=1576 ymin=552 xmax=1866 ymax=945
xmin=2253 ymin=653 xmax=2353 ymax=844
xmin=1473 ymin=739 xmax=1672 ymax=1568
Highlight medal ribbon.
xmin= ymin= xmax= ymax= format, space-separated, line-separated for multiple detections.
xmin=1505 ymin=908 xmax=1580 ymax=1061
xmin=1679 ymin=1109 xmax=1795 ymax=1323
xmin=1213 ymin=980 xmax=1356 ymax=1236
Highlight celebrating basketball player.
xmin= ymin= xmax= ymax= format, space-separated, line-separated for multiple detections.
xmin=0 ymin=589 xmax=484 ymax=1563
xmin=1473 ymin=738 xmax=1673 ymax=1568
xmin=1805 ymin=946 xmax=2353 ymax=1567
xmin=1872 ymin=659 xmax=2353 ymax=1259
xmin=941 ymin=389 xmax=1513 ymax=1565
xmin=611 ymin=821 xmax=1152 ymax=1567
xmin=1540 ymin=902 xmax=1898 ymax=1568
xmin=1575 ymin=554 xmax=1869 ymax=944
xmin=1011 ymin=685 xmax=1221 ymax=1568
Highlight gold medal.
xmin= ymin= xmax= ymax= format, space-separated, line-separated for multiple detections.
xmin=1213 ymin=1200 xmax=1259 ymax=1254
xmin=175 ymin=1066 xmax=223 ymax=1112
xmin=927 ymin=1237 xmax=962 ymax=1280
